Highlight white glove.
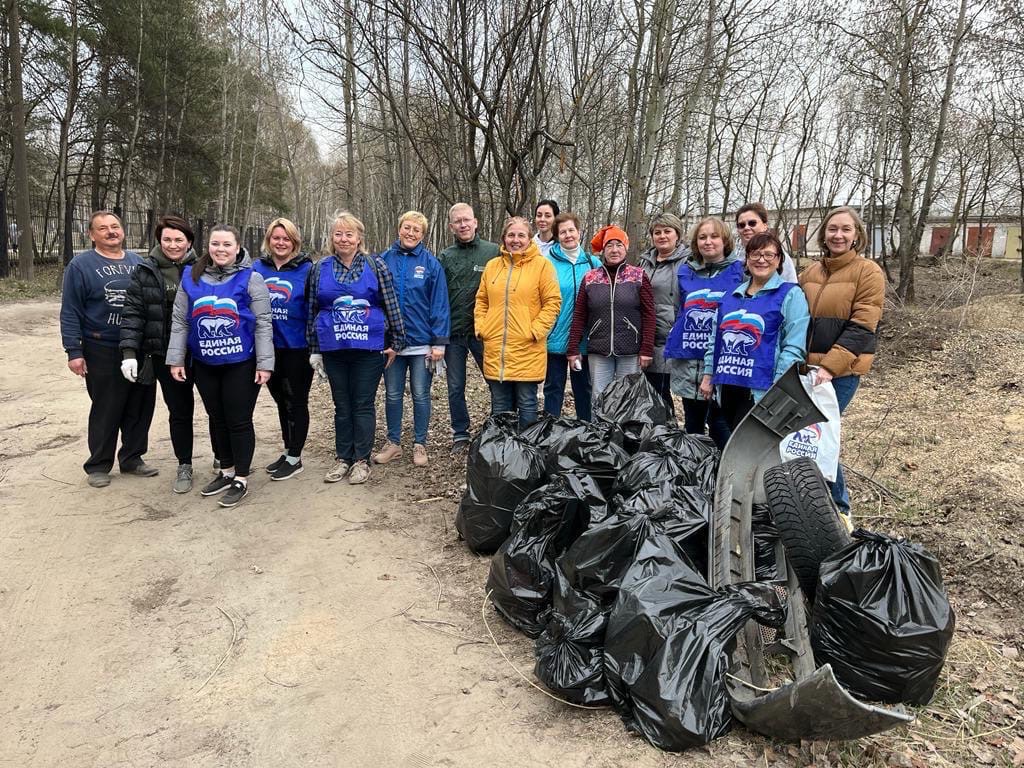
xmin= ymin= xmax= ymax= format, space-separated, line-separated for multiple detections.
xmin=309 ymin=353 xmax=326 ymax=381
xmin=121 ymin=358 xmax=138 ymax=383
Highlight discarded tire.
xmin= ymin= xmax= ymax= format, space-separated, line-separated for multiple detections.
xmin=763 ymin=457 xmax=850 ymax=600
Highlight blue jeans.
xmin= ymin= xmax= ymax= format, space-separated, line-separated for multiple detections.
xmin=445 ymin=336 xmax=484 ymax=442
xmin=323 ymin=349 xmax=386 ymax=463
xmin=384 ymin=353 xmax=433 ymax=445
xmin=828 ymin=375 xmax=861 ymax=514
xmin=543 ymin=353 xmax=592 ymax=421
xmin=487 ymin=379 xmax=539 ymax=429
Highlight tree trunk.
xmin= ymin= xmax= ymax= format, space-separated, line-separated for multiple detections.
xmin=57 ymin=0 xmax=80 ymax=276
xmin=6 ymin=0 xmax=33 ymax=279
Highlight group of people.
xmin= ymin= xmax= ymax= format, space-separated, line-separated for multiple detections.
xmin=60 ymin=200 xmax=883 ymax=514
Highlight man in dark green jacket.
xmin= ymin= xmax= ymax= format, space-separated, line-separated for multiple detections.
xmin=439 ymin=203 xmax=499 ymax=453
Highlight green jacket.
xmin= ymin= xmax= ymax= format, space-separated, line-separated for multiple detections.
xmin=439 ymin=234 xmax=499 ymax=338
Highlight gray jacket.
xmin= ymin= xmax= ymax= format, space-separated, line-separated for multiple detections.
xmin=166 ymin=253 xmax=275 ymax=371
xmin=638 ymin=242 xmax=690 ymax=374
xmin=668 ymin=251 xmax=744 ymax=400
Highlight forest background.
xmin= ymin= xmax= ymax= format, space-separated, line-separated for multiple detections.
xmin=1 ymin=0 xmax=1023 ymax=302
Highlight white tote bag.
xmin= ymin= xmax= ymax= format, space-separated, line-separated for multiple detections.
xmin=779 ymin=373 xmax=841 ymax=481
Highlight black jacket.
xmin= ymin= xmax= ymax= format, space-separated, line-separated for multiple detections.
xmin=119 ymin=246 xmax=197 ymax=359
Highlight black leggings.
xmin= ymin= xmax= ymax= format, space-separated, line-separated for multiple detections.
xmin=265 ymin=347 xmax=313 ymax=457
xmin=155 ymin=355 xmax=197 ymax=464
xmin=193 ymin=358 xmax=260 ymax=476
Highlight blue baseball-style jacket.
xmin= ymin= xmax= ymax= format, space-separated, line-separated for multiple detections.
xmin=379 ymin=240 xmax=451 ymax=347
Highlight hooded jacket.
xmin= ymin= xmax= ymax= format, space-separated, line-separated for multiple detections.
xmin=380 ymin=240 xmax=450 ymax=348
xmin=165 ymin=247 xmax=275 ymax=371
xmin=474 ymin=241 xmax=561 ymax=382
xmin=545 ymin=243 xmax=600 ymax=354
xmin=120 ymin=244 xmax=198 ymax=359
xmin=799 ymin=250 xmax=884 ymax=377
xmin=638 ymin=241 xmax=690 ymax=373
xmin=439 ymin=234 xmax=499 ymax=338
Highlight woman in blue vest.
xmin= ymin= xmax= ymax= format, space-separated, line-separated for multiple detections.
xmin=663 ymin=216 xmax=745 ymax=448
xmin=253 ymin=218 xmax=313 ymax=481
xmin=307 ymin=211 xmax=407 ymax=485
xmin=373 ymin=211 xmax=450 ymax=469
xmin=166 ymin=224 xmax=274 ymax=508
xmin=699 ymin=231 xmax=810 ymax=432
xmin=542 ymin=211 xmax=600 ymax=420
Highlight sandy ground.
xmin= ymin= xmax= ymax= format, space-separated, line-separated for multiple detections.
xmin=0 ymin=300 xmax=700 ymax=768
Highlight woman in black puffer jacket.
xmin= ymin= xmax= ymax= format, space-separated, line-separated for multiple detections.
xmin=119 ymin=214 xmax=205 ymax=494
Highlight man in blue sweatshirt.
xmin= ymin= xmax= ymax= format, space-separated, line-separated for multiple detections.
xmin=60 ymin=211 xmax=158 ymax=487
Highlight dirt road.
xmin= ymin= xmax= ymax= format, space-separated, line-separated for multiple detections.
xmin=0 ymin=300 xmax=700 ymax=768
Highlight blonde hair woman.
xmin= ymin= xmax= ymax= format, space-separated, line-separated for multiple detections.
xmin=253 ymin=217 xmax=314 ymax=480
xmin=373 ymin=210 xmax=450 ymax=468
xmin=306 ymin=211 xmax=407 ymax=485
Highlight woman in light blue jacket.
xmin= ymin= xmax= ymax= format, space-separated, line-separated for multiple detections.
xmin=542 ymin=211 xmax=600 ymax=420
xmin=700 ymin=231 xmax=809 ymax=435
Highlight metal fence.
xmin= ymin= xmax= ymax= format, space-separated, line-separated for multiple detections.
xmin=0 ymin=189 xmax=323 ymax=277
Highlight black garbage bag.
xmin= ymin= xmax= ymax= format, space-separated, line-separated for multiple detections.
xmin=519 ymin=414 xmax=582 ymax=453
xmin=752 ymin=503 xmax=779 ymax=580
xmin=486 ymin=471 xmax=607 ymax=636
xmin=556 ymin=511 xmax=699 ymax=608
xmin=613 ymin=477 xmax=710 ymax=576
xmin=613 ymin=446 xmax=705 ymax=494
xmin=537 ymin=528 xmax=696 ymax=705
xmin=811 ymin=529 xmax=955 ymax=706
xmin=637 ymin=424 xmax=719 ymax=494
xmin=455 ymin=413 xmax=548 ymax=553
xmin=534 ymin=594 xmax=610 ymax=706
xmin=593 ymin=372 xmax=674 ymax=453
xmin=604 ymin=544 xmax=785 ymax=751
xmin=544 ymin=420 xmax=629 ymax=495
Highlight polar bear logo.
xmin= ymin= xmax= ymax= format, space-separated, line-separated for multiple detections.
xmin=192 ymin=296 xmax=240 ymax=338
xmin=719 ymin=309 xmax=765 ymax=354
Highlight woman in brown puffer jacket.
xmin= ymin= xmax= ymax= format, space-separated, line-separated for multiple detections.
xmin=799 ymin=205 xmax=884 ymax=517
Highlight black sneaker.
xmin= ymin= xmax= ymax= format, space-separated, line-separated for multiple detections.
xmin=265 ymin=454 xmax=288 ymax=473
xmin=219 ymin=479 xmax=248 ymax=507
xmin=451 ymin=439 xmax=470 ymax=456
xmin=270 ymin=459 xmax=303 ymax=481
xmin=200 ymin=472 xmax=233 ymax=496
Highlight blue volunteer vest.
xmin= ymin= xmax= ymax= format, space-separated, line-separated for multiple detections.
xmin=253 ymin=259 xmax=311 ymax=349
xmin=183 ymin=268 xmax=256 ymax=365
xmin=663 ymin=260 xmax=745 ymax=360
xmin=712 ymin=282 xmax=797 ymax=391
xmin=315 ymin=258 xmax=386 ymax=352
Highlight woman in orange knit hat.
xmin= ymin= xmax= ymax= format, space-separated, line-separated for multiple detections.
xmin=566 ymin=225 xmax=656 ymax=399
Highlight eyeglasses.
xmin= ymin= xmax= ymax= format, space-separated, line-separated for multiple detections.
xmin=748 ymin=250 xmax=780 ymax=263
xmin=737 ymin=219 xmax=761 ymax=229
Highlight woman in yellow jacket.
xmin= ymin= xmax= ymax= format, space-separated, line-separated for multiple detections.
xmin=475 ymin=216 xmax=562 ymax=428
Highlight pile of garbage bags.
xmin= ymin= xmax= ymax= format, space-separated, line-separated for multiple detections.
xmin=460 ymin=374 xmax=782 ymax=747
xmin=457 ymin=373 xmax=955 ymax=751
